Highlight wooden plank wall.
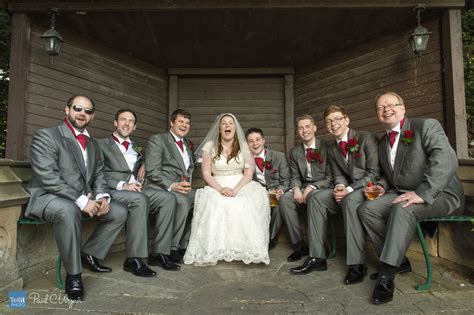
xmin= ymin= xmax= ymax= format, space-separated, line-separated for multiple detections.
xmin=178 ymin=76 xmax=286 ymax=152
xmin=294 ymin=19 xmax=444 ymax=140
xmin=23 ymin=25 xmax=168 ymax=159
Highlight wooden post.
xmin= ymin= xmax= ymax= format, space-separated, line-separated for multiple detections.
xmin=285 ymin=74 xmax=294 ymax=155
xmin=442 ymin=9 xmax=468 ymax=158
xmin=5 ymin=14 xmax=30 ymax=161
xmin=168 ymin=75 xmax=178 ymax=118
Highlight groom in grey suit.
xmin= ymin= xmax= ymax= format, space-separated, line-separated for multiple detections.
xmin=290 ymin=105 xmax=379 ymax=283
xmin=279 ymin=114 xmax=332 ymax=262
xmin=246 ymin=127 xmax=290 ymax=249
xmin=145 ymin=109 xmax=195 ymax=264
xmin=357 ymin=92 xmax=465 ymax=304
xmin=98 ymin=108 xmax=171 ymax=275
xmin=25 ymin=95 xmax=128 ymax=301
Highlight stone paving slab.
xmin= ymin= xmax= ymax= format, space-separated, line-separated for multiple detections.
xmin=2 ymin=240 xmax=473 ymax=314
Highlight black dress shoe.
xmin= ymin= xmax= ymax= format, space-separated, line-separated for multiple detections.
xmin=268 ymin=238 xmax=277 ymax=250
xmin=148 ymin=254 xmax=181 ymax=271
xmin=81 ymin=254 xmax=112 ymax=273
xmin=372 ymin=275 xmax=395 ymax=304
xmin=123 ymin=258 xmax=157 ymax=277
xmin=370 ymin=259 xmax=412 ymax=280
xmin=65 ymin=274 xmax=84 ymax=301
xmin=290 ymin=257 xmax=327 ymax=274
xmin=287 ymin=245 xmax=309 ymax=262
xmin=169 ymin=249 xmax=185 ymax=264
xmin=344 ymin=264 xmax=367 ymax=285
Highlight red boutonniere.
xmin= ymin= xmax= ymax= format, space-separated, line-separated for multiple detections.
xmin=401 ymin=130 xmax=414 ymax=144
xmin=306 ymin=148 xmax=323 ymax=164
xmin=347 ymin=138 xmax=362 ymax=159
xmin=187 ymin=139 xmax=194 ymax=150
xmin=264 ymin=160 xmax=278 ymax=174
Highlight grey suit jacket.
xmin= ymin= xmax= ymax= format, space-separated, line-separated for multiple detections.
xmin=252 ymin=148 xmax=290 ymax=191
xmin=288 ymin=138 xmax=332 ymax=190
xmin=97 ymin=136 xmax=143 ymax=190
xmin=378 ymin=117 xmax=464 ymax=212
xmin=25 ymin=122 xmax=109 ymax=218
xmin=328 ymin=129 xmax=380 ymax=191
xmin=145 ymin=132 xmax=195 ymax=190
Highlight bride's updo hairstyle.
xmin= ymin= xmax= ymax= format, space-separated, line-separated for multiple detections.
xmin=215 ymin=114 xmax=241 ymax=164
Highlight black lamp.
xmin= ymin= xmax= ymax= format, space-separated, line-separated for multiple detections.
xmin=41 ymin=8 xmax=63 ymax=64
xmin=409 ymin=4 xmax=431 ymax=59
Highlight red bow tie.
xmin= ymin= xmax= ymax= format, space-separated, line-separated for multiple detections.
xmin=112 ymin=135 xmax=129 ymax=150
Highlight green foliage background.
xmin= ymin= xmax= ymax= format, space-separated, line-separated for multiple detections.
xmin=0 ymin=8 xmax=10 ymax=158
xmin=464 ymin=8 xmax=474 ymax=153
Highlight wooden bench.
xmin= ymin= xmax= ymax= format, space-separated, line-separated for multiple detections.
xmin=17 ymin=216 xmax=92 ymax=289
xmin=415 ymin=215 xmax=474 ymax=291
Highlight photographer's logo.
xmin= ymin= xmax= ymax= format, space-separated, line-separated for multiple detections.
xmin=8 ymin=291 xmax=27 ymax=309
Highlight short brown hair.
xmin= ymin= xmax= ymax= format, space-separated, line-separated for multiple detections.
xmin=374 ymin=92 xmax=404 ymax=108
xmin=323 ymin=105 xmax=348 ymax=120
xmin=170 ymin=109 xmax=191 ymax=123
xmin=296 ymin=114 xmax=315 ymax=126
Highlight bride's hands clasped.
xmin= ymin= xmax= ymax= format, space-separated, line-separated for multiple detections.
xmin=220 ymin=187 xmax=236 ymax=197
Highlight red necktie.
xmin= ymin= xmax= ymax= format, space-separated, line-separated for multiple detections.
xmin=338 ymin=141 xmax=348 ymax=157
xmin=76 ymin=134 xmax=89 ymax=150
xmin=389 ymin=131 xmax=398 ymax=148
xmin=255 ymin=157 xmax=264 ymax=172
xmin=305 ymin=147 xmax=312 ymax=163
xmin=112 ymin=135 xmax=129 ymax=151
xmin=176 ymin=139 xmax=184 ymax=152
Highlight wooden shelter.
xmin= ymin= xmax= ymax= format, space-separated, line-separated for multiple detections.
xmin=5 ymin=0 xmax=468 ymax=160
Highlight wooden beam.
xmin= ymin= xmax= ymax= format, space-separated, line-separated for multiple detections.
xmin=441 ymin=9 xmax=468 ymax=158
xmin=168 ymin=75 xmax=178 ymax=117
xmin=6 ymin=14 xmax=30 ymax=161
xmin=7 ymin=1 xmax=466 ymax=12
xmin=284 ymin=74 xmax=294 ymax=155
xmin=169 ymin=68 xmax=294 ymax=75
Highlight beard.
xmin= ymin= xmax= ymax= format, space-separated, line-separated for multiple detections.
xmin=67 ymin=115 xmax=89 ymax=131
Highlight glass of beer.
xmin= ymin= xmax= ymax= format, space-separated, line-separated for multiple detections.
xmin=269 ymin=189 xmax=279 ymax=207
xmin=366 ymin=182 xmax=381 ymax=200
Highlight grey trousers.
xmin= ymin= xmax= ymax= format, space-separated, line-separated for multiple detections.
xmin=110 ymin=190 xmax=149 ymax=258
xmin=357 ymin=191 xmax=464 ymax=267
xmin=279 ymin=189 xmax=319 ymax=247
xmin=43 ymin=197 xmax=128 ymax=275
xmin=270 ymin=205 xmax=282 ymax=241
xmin=307 ymin=188 xmax=366 ymax=265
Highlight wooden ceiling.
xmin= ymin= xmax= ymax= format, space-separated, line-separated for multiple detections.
xmin=9 ymin=1 xmax=451 ymax=67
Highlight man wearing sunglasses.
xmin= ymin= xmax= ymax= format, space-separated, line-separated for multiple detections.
xmin=25 ymin=95 xmax=129 ymax=301
xmin=357 ymin=92 xmax=465 ymax=305
xmin=290 ymin=106 xmax=379 ymax=286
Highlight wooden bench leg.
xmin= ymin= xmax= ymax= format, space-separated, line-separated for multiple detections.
xmin=416 ymin=222 xmax=433 ymax=291
xmin=55 ymin=256 xmax=65 ymax=290
xmin=328 ymin=219 xmax=336 ymax=259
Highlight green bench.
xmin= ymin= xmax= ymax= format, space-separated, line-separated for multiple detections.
xmin=415 ymin=215 xmax=474 ymax=291
xmin=18 ymin=216 xmax=92 ymax=289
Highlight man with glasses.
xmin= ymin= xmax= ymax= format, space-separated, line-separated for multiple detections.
xmin=25 ymin=95 xmax=129 ymax=301
xmin=279 ymin=114 xmax=332 ymax=263
xmin=357 ymin=92 xmax=465 ymax=304
xmin=290 ymin=106 xmax=379 ymax=284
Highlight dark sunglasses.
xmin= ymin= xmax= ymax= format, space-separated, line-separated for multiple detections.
xmin=71 ymin=105 xmax=94 ymax=115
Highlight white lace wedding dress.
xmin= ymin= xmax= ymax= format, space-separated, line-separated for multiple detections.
xmin=183 ymin=150 xmax=271 ymax=266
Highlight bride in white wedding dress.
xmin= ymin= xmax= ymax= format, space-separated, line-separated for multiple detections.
xmin=183 ymin=113 xmax=270 ymax=266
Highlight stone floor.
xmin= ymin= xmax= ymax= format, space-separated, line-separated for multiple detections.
xmin=2 ymin=240 xmax=474 ymax=314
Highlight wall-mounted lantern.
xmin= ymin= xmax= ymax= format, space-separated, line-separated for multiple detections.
xmin=41 ymin=8 xmax=63 ymax=64
xmin=409 ymin=4 xmax=431 ymax=59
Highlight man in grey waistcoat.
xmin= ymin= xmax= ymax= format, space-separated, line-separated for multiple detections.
xmin=145 ymin=109 xmax=195 ymax=265
xmin=290 ymin=105 xmax=379 ymax=284
xmin=279 ymin=114 xmax=332 ymax=262
xmin=357 ymin=92 xmax=465 ymax=304
xmin=98 ymin=108 xmax=169 ymax=276
xmin=246 ymin=127 xmax=290 ymax=249
xmin=25 ymin=95 xmax=128 ymax=301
